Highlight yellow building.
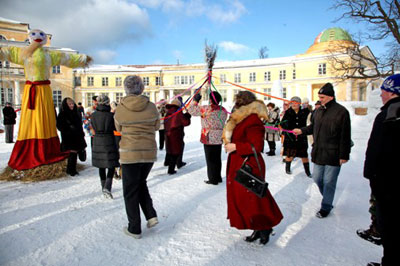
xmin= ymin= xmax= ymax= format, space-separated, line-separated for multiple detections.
xmin=75 ymin=27 xmax=380 ymax=108
xmin=0 ymin=17 xmax=81 ymax=108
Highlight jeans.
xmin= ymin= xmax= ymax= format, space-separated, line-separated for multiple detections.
xmin=312 ymin=163 xmax=341 ymax=212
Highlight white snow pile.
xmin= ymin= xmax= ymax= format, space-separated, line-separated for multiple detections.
xmin=0 ymin=101 xmax=383 ymax=266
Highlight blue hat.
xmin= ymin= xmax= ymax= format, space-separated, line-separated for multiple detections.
xmin=381 ymin=74 xmax=400 ymax=95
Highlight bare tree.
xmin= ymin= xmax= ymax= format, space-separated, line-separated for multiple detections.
xmin=258 ymin=46 xmax=269 ymax=59
xmin=330 ymin=0 xmax=400 ymax=79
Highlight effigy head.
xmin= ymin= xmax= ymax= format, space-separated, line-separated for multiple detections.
xmin=28 ymin=29 xmax=47 ymax=46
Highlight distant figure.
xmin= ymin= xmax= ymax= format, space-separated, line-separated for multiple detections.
xmin=2 ymin=102 xmax=16 ymax=143
xmin=83 ymin=96 xmax=98 ymax=144
xmin=56 ymin=97 xmax=87 ymax=176
xmin=91 ymin=95 xmax=119 ymax=199
xmin=188 ymin=91 xmax=227 ymax=185
xmin=265 ymin=102 xmax=280 ymax=156
xmin=164 ymin=98 xmax=191 ymax=174
xmin=157 ymin=101 xmax=167 ymax=150
xmin=77 ymin=102 xmax=85 ymax=118
xmin=114 ymin=75 xmax=160 ymax=239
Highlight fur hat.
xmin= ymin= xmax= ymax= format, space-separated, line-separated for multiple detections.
xmin=170 ymin=98 xmax=181 ymax=107
xmin=290 ymin=96 xmax=301 ymax=104
xmin=97 ymin=95 xmax=110 ymax=106
xmin=318 ymin=83 xmax=335 ymax=97
xmin=381 ymin=74 xmax=400 ymax=95
xmin=124 ymin=75 xmax=144 ymax=95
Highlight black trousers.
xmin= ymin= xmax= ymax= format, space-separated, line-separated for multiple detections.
xmin=99 ymin=167 xmax=115 ymax=191
xmin=4 ymin=125 xmax=14 ymax=143
xmin=204 ymin=144 xmax=223 ymax=184
xmin=122 ymin=163 xmax=157 ymax=234
xmin=159 ymin=129 xmax=165 ymax=150
xmin=267 ymin=141 xmax=276 ymax=151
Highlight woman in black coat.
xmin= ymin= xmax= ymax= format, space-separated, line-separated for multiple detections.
xmin=281 ymin=96 xmax=311 ymax=177
xmin=56 ymin=97 xmax=87 ymax=176
xmin=91 ymin=95 xmax=119 ymax=199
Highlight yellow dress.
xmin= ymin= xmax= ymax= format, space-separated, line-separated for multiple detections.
xmin=0 ymin=46 xmax=89 ymax=170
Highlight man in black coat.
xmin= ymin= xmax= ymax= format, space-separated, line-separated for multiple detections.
xmin=293 ymin=83 xmax=351 ymax=218
xmin=2 ymin=102 xmax=17 ymax=143
xmin=364 ymin=74 xmax=400 ymax=266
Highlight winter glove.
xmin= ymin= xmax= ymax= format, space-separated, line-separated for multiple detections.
xmin=193 ymin=93 xmax=202 ymax=102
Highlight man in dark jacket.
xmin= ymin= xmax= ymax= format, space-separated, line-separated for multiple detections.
xmin=293 ymin=83 xmax=351 ymax=218
xmin=363 ymin=74 xmax=400 ymax=266
xmin=2 ymin=102 xmax=17 ymax=143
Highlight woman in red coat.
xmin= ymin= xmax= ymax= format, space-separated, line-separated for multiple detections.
xmin=223 ymin=91 xmax=283 ymax=245
xmin=164 ymin=99 xmax=191 ymax=174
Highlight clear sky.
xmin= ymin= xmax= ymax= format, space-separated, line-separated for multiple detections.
xmin=0 ymin=0 xmax=387 ymax=65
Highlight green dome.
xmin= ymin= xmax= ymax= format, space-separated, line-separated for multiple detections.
xmin=314 ymin=27 xmax=353 ymax=43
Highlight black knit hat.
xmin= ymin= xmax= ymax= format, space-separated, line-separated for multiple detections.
xmin=210 ymin=91 xmax=222 ymax=105
xmin=318 ymin=83 xmax=335 ymax=97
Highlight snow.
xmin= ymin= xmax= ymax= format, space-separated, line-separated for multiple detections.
xmin=0 ymin=102 xmax=383 ymax=266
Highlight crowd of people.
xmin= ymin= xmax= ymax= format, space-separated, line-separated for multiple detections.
xmin=2 ymin=73 xmax=398 ymax=266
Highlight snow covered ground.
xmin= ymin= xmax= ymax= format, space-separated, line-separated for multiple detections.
xmin=0 ymin=103 xmax=383 ymax=266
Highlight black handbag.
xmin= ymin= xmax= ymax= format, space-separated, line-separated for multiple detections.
xmin=235 ymin=145 xmax=268 ymax=198
xmin=78 ymin=149 xmax=87 ymax=162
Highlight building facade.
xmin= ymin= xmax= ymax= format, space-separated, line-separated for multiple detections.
xmin=75 ymin=27 xmax=380 ymax=108
xmin=1 ymin=18 xmax=380 ymax=109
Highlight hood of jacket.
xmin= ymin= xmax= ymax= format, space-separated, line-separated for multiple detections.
xmin=120 ymin=95 xmax=149 ymax=112
xmin=222 ymin=100 xmax=268 ymax=144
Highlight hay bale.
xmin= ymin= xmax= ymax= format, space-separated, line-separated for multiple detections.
xmin=0 ymin=160 xmax=87 ymax=182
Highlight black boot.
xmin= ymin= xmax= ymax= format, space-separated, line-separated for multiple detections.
xmin=245 ymin=230 xmax=260 ymax=242
xmin=303 ymin=162 xmax=311 ymax=177
xmin=66 ymin=152 xmax=78 ymax=176
xmin=285 ymin=161 xmax=292 ymax=175
xmin=267 ymin=150 xmax=276 ymax=156
xmin=259 ymin=229 xmax=273 ymax=245
xmin=100 ymin=180 xmax=105 ymax=189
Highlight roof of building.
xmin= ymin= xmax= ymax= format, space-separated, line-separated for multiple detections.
xmin=0 ymin=17 xmax=27 ymax=25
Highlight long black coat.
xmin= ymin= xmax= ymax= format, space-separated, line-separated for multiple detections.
xmin=164 ymin=104 xmax=191 ymax=155
xmin=2 ymin=106 xmax=16 ymax=125
xmin=364 ymin=97 xmax=400 ymax=197
xmin=56 ymin=99 xmax=87 ymax=152
xmin=91 ymin=104 xmax=119 ymax=168
xmin=301 ymin=99 xmax=351 ymax=166
xmin=281 ymin=107 xmax=309 ymax=151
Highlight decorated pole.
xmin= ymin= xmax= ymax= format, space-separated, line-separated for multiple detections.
xmin=204 ymin=41 xmax=217 ymax=99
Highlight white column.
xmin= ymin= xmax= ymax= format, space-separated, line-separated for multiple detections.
xmin=346 ymin=80 xmax=352 ymax=101
xmin=109 ymin=91 xmax=115 ymax=102
xmin=151 ymin=91 xmax=156 ymax=102
xmin=159 ymin=89 xmax=165 ymax=101
xmin=307 ymin=83 xmax=313 ymax=102
xmin=227 ymin=86 xmax=234 ymax=105
xmin=169 ymin=89 xmax=174 ymax=100
xmin=14 ymin=81 xmax=21 ymax=106
xmin=366 ymin=82 xmax=373 ymax=102
xmin=82 ymin=92 xmax=86 ymax=107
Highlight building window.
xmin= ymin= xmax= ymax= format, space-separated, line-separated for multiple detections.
xmin=234 ymin=73 xmax=241 ymax=83
xmin=263 ymin=88 xmax=271 ymax=101
xmin=115 ymin=77 xmax=122 ymax=87
xmin=143 ymin=77 xmax=150 ymax=86
xmin=87 ymin=77 xmax=94 ymax=86
xmin=0 ymin=61 xmax=2 ymax=68
xmin=174 ymin=76 xmax=180 ymax=85
xmin=143 ymin=92 xmax=150 ymax=97
xmin=102 ymin=77 xmax=108 ymax=86
xmin=264 ymin=71 xmax=271 ymax=81
xmin=189 ymin=75 xmax=195 ymax=84
xmin=219 ymin=90 xmax=227 ymax=102
xmin=52 ymin=90 xmax=62 ymax=108
xmin=0 ymin=88 xmax=5 ymax=105
xmin=282 ymin=87 xmax=287 ymax=98
xmin=293 ymin=69 xmax=296 ymax=80
xmin=249 ymin=72 xmax=256 ymax=82
xmin=220 ymin=74 xmax=226 ymax=84
xmin=279 ymin=70 xmax=286 ymax=80
xmin=86 ymin=93 xmax=95 ymax=107
xmin=155 ymin=76 xmax=161 ymax=86
xmin=359 ymin=83 xmax=367 ymax=101
xmin=99 ymin=93 xmax=109 ymax=98
xmin=318 ymin=63 xmax=326 ymax=75
xmin=52 ymin=65 xmax=61 ymax=74
xmin=115 ymin=92 xmax=123 ymax=103
xmin=74 ymin=77 xmax=81 ymax=87
xmin=181 ymin=76 xmax=188 ymax=85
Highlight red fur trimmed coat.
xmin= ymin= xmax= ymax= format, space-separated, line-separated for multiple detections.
xmin=223 ymin=100 xmax=283 ymax=230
